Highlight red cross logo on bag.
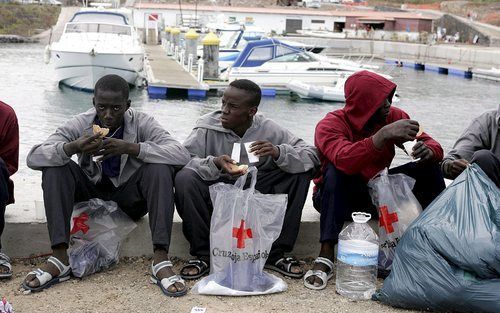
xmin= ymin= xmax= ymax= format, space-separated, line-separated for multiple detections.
xmin=232 ymin=219 xmax=253 ymax=249
xmin=379 ymin=205 xmax=398 ymax=234
xmin=70 ymin=212 xmax=90 ymax=235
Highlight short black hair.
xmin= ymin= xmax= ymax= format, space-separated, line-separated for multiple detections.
xmin=229 ymin=79 xmax=261 ymax=107
xmin=94 ymin=74 xmax=129 ymax=100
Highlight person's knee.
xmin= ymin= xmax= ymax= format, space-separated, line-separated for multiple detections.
xmin=471 ymin=150 xmax=495 ymax=167
xmin=174 ymin=168 xmax=200 ymax=192
xmin=323 ymin=163 xmax=343 ymax=188
xmin=42 ymin=163 xmax=72 ymax=179
xmin=142 ymin=163 xmax=174 ymax=178
xmin=292 ymin=169 xmax=314 ymax=181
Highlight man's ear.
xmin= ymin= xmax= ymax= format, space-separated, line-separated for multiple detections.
xmin=92 ymin=97 xmax=96 ymax=108
xmin=249 ymin=106 xmax=257 ymax=117
xmin=126 ymin=99 xmax=131 ymax=110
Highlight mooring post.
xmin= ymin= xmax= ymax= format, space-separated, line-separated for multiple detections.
xmin=185 ymin=28 xmax=199 ymax=65
xmin=171 ymin=27 xmax=181 ymax=54
xmin=201 ymin=32 xmax=220 ymax=80
xmin=164 ymin=26 xmax=172 ymax=47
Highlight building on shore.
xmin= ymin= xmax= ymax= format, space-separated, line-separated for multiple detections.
xmin=132 ymin=3 xmax=435 ymax=35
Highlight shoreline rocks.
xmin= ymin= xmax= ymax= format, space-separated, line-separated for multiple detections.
xmin=0 ymin=34 xmax=39 ymax=43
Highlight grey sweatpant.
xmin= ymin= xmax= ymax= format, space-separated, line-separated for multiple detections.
xmin=471 ymin=150 xmax=500 ymax=187
xmin=174 ymin=168 xmax=313 ymax=263
xmin=42 ymin=161 xmax=176 ymax=251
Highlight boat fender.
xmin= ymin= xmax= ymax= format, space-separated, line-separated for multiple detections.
xmin=308 ymin=85 xmax=326 ymax=100
xmin=44 ymin=45 xmax=51 ymax=64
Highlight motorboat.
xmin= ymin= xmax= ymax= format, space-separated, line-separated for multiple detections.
xmin=199 ymin=24 xmax=325 ymax=72
xmin=223 ymin=39 xmax=388 ymax=89
xmin=473 ymin=67 xmax=500 ymax=82
xmin=47 ymin=7 xmax=145 ymax=91
xmin=287 ymin=76 xmax=347 ymax=102
xmin=287 ymin=75 xmax=400 ymax=103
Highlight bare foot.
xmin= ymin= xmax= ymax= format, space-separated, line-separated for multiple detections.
xmin=0 ymin=264 xmax=11 ymax=276
xmin=24 ymin=246 xmax=69 ymax=288
xmin=306 ymin=241 xmax=335 ymax=287
xmin=267 ymin=257 xmax=304 ymax=277
xmin=288 ymin=263 xmax=302 ymax=275
xmin=305 ymin=260 xmax=334 ymax=287
xmin=180 ymin=257 xmax=209 ymax=278
xmin=154 ymin=250 xmax=185 ymax=294
xmin=24 ymin=259 xmax=66 ymax=288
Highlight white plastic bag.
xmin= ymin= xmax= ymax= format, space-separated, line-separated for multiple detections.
xmin=367 ymin=168 xmax=422 ymax=272
xmin=192 ymin=167 xmax=288 ymax=296
xmin=69 ymin=198 xmax=137 ymax=277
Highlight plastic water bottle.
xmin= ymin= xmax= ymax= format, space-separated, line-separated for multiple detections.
xmin=336 ymin=212 xmax=379 ymax=300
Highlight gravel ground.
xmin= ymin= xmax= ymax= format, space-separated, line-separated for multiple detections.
xmin=0 ymin=257 xmax=421 ymax=313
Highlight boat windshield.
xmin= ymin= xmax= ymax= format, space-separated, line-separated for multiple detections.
xmin=71 ymin=12 xmax=128 ymax=25
xmin=269 ymin=52 xmax=315 ymax=63
xmin=218 ymin=30 xmax=242 ymax=49
xmin=65 ymin=23 xmax=131 ymax=35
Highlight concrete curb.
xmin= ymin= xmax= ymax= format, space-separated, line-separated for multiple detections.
xmin=2 ymin=219 xmax=322 ymax=259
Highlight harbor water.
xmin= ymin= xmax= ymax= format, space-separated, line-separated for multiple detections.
xmin=0 ymin=43 xmax=499 ymax=215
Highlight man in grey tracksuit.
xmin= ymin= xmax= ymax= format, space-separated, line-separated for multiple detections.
xmin=175 ymin=79 xmax=320 ymax=279
xmin=24 ymin=75 xmax=191 ymax=296
xmin=442 ymin=105 xmax=499 ymax=187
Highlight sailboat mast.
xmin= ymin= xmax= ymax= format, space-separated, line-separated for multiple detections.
xmin=195 ymin=0 xmax=198 ymax=27
xmin=178 ymin=0 xmax=183 ymax=27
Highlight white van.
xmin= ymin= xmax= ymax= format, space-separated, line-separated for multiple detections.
xmin=302 ymin=0 xmax=321 ymax=8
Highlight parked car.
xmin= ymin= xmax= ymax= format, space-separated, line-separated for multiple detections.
xmin=302 ymin=0 xmax=321 ymax=8
xmin=39 ymin=0 xmax=62 ymax=5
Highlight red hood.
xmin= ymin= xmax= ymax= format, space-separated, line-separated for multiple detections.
xmin=344 ymin=71 xmax=396 ymax=132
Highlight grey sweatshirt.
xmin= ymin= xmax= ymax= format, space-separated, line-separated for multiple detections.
xmin=27 ymin=108 xmax=190 ymax=187
xmin=442 ymin=105 xmax=500 ymax=167
xmin=184 ymin=110 xmax=320 ymax=181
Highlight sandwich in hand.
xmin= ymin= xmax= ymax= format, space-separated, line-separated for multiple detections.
xmin=92 ymin=125 xmax=109 ymax=138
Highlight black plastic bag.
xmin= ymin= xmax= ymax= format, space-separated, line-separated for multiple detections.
xmin=375 ymin=164 xmax=500 ymax=312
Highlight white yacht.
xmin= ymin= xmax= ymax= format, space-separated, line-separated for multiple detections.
xmin=48 ymin=8 xmax=144 ymax=91
xmin=223 ymin=39 xmax=388 ymax=89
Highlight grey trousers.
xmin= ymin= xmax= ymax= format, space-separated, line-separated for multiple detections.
xmin=174 ymin=168 xmax=313 ymax=263
xmin=471 ymin=150 xmax=500 ymax=187
xmin=42 ymin=161 xmax=176 ymax=251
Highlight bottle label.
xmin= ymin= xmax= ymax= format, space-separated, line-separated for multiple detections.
xmin=337 ymin=240 xmax=378 ymax=266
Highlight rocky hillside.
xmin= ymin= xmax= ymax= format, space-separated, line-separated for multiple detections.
xmin=369 ymin=0 xmax=500 ymax=26
xmin=0 ymin=3 xmax=60 ymax=37
xmin=440 ymin=1 xmax=500 ymax=26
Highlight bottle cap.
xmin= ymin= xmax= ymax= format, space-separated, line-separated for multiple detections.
xmin=352 ymin=212 xmax=371 ymax=223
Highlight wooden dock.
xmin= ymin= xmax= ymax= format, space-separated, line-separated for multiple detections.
xmin=144 ymin=44 xmax=208 ymax=98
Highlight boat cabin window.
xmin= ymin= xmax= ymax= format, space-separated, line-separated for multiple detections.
xmin=247 ymin=47 xmax=273 ymax=61
xmin=65 ymin=23 xmax=131 ymax=36
xmin=71 ymin=13 xmax=128 ymax=26
xmin=276 ymin=45 xmax=299 ymax=57
xmin=270 ymin=52 xmax=314 ymax=63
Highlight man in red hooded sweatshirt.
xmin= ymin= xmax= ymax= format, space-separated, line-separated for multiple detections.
xmin=304 ymin=71 xmax=445 ymax=289
xmin=0 ymin=101 xmax=19 ymax=279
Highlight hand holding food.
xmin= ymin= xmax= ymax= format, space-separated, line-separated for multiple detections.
xmin=214 ymin=155 xmax=248 ymax=176
xmin=416 ymin=126 xmax=424 ymax=137
xmin=92 ymin=124 xmax=109 ymax=138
